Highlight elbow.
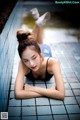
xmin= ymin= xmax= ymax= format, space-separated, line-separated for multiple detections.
xmin=60 ymin=91 xmax=65 ymax=100
xmin=14 ymin=90 xmax=21 ymax=99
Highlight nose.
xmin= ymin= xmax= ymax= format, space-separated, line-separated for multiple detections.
xmin=29 ymin=60 xmax=35 ymax=67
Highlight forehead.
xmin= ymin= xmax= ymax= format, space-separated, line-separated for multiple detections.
xmin=22 ymin=46 xmax=38 ymax=58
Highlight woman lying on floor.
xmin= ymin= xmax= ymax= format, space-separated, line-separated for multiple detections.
xmin=14 ymin=8 xmax=65 ymax=100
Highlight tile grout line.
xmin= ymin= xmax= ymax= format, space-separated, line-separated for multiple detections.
xmin=63 ymin=99 xmax=70 ymax=120
xmin=20 ymin=99 xmax=22 ymax=120
xmin=45 ymin=82 xmax=54 ymax=120
xmin=35 ymin=98 xmax=38 ymax=120
xmin=68 ymin=82 xmax=80 ymax=108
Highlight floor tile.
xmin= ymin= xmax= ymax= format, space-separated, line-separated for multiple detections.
xmin=10 ymin=85 xmax=14 ymax=90
xmin=67 ymin=77 xmax=79 ymax=83
xmin=65 ymin=90 xmax=74 ymax=96
xmin=9 ymin=117 xmax=20 ymax=120
xmin=36 ymin=98 xmax=49 ymax=105
xmin=38 ymin=115 xmax=53 ymax=120
xmin=54 ymin=115 xmax=68 ymax=120
xmin=6 ymin=1 xmax=80 ymax=119
xmin=35 ymin=83 xmax=46 ymax=88
xmin=64 ymin=97 xmax=77 ymax=104
xmin=37 ymin=106 xmax=51 ymax=115
xmin=8 ymin=107 xmax=21 ymax=116
xmin=76 ymin=96 xmax=80 ymax=105
xmin=69 ymin=114 xmax=80 ymax=120
xmin=10 ymin=91 xmax=14 ymax=98
xmin=22 ymin=116 xmax=37 ymax=120
xmin=46 ymin=83 xmax=55 ymax=88
xmin=73 ymin=89 xmax=80 ymax=96
xmin=70 ymin=83 xmax=80 ymax=89
xmin=50 ymin=99 xmax=63 ymax=105
xmin=9 ymin=98 xmax=21 ymax=106
xmin=22 ymin=106 xmax=36 ymax=116
xmin=65 ymin=105 xmax=80 ymax=114
xmin=64 ymin=83 xmax=71 ymax=89
xmin=51 ymin=105 xmax=66 ymax=114
xmin=22 ymin=98 xmax=35 ymax=106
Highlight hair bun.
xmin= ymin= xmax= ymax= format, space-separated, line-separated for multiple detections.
xmin=16 ymin=29 xmax=31 ymax=43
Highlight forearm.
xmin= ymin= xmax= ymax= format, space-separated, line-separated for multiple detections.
xmin=15 ymin=90 xmax=42 ymax=99
xmin=30 ymin=86 xmax=65 ymax=100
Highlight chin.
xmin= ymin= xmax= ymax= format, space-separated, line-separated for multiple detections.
xmin=33 ymin=68 xmax=38 ymax=72
xmin=32 ymin=66 xmax=39 ymax=72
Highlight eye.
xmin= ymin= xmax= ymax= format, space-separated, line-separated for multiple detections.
xmin=32 ymin=56 xmax=37 ymax=60
xmin=23 ymin=59 xmax=29 ymax=63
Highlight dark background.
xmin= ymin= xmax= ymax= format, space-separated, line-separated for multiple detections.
xmin=0 ymin=0 xmax=80 ymax=33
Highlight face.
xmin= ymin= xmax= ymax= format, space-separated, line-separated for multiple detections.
xmin=22 ymin=46 xmax=42 ymax=71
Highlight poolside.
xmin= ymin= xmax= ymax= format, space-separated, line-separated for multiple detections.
xmin=0 ymin=0 xmax=80 ymax=120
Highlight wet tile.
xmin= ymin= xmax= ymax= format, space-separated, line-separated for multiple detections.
xmin=51 ymin=105 xmax=66 ymax=114
xmin=76 ymin=96 xmax=80 ymax=105
xmin=9 ymin=117 xmax=20 ymax=120
xmin=10 ymin=91 xmax=14 ymax=98
xmin=64 ymin=97 xmax=77 ymax=104
xmin=22 ymin=106 xmax=36 ymax=116
xmin=12 ymin=72 xmax=17 ymax=78
xmin=22 ymin=98 xmax=35 ymax=106
xmin=54 ymin=115 xmax=68 ymax=120
xmin=8 ymin=107 xmax=21 ymax=116
xmin=65 ymin=105 xmax=80 ymax=114
xmin=65 ymin=90 xmax=74 ymax=96
xmin=9 ymin=98 xmax=21 ymax=106
xmin=22 ymin=116 xmax=37 ymax=120
xmin=11 ymin=78 xmax=16 ymax=84
xmin=69 ymin=114 xmax=80 ymax=120
xmin=46 ymin=77 xmax=55 ymax=84
xmin=70 ymin=83 xmax=80 ymax=89
xmin=37 ymin=106 xmax=51 ymax=115
xmin=64 ymin=83 xmax=71 ymax=89
xmin=35 ymin=83 xmax=46 ymax=88
xmin=36 ymin=98 xmax=49 ymax=105
xmin=34 ymin=80 xmax=45 ymax=84
xmin=38 ymin=115 xmax=53 ymax=120
xmin=63 ymin=77 xmax=68 ymax=83
xmin=73 ymin=89 xmax=80 ymax=96
xmin=50 ymin=99 xmax=63 ymax=105
xmin=10 ymin=85 xmax=14 ymax=90
xmin=46 ymin=83 xmax=55 ymax=88
xmin=67 ymin=77 xmax=79 ymax=83
xmin=65 ymin=72 xmax=76 ymax=78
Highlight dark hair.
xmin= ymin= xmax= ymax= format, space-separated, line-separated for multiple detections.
xmin=16 ymin=29 xmax=41 ymax=58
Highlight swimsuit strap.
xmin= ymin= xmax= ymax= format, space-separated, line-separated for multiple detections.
xmin=46 ymin=57 xmax=50 ymax=75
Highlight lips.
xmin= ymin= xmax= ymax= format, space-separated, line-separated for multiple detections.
xmin=31 ymin=66 xmax=37 ymax=70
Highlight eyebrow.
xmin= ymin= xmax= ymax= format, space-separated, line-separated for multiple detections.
xmin=31 ymin=55 xmax=36 ymax=58
xmin=23 ymin=55 xmax=36 ymax=60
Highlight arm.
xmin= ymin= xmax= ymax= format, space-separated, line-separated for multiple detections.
xmin=24 ymin=59 xmax=65 ymax=100
xmin=14 ymin=60 xmax=42 ymax=99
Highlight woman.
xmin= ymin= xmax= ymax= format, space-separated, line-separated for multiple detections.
xmin=14 ymin=8 xmax=65 ymax=100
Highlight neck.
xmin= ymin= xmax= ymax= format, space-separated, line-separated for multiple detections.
xmin=33 ymin=56 xmax=44 ymax=74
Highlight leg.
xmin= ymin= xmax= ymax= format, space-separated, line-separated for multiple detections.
xmin=30 ymin=8 xmax=50 ymax=44
xmin=32 ymin=23 xmax=43 ymax=44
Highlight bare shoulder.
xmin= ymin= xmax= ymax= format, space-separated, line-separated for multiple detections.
xmin=47 ymin=57 xmax=60 ymax=74
xmin=18 ymin=60 xmax=29 ymax=74
xmin=48 ymin=57 xmax=59 ymax=66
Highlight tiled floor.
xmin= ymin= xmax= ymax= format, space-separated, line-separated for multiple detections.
xmin=7 ymin=1 xmax=80 ymax=120
xmin=8 ymin=42 xmax=80 ymax=120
